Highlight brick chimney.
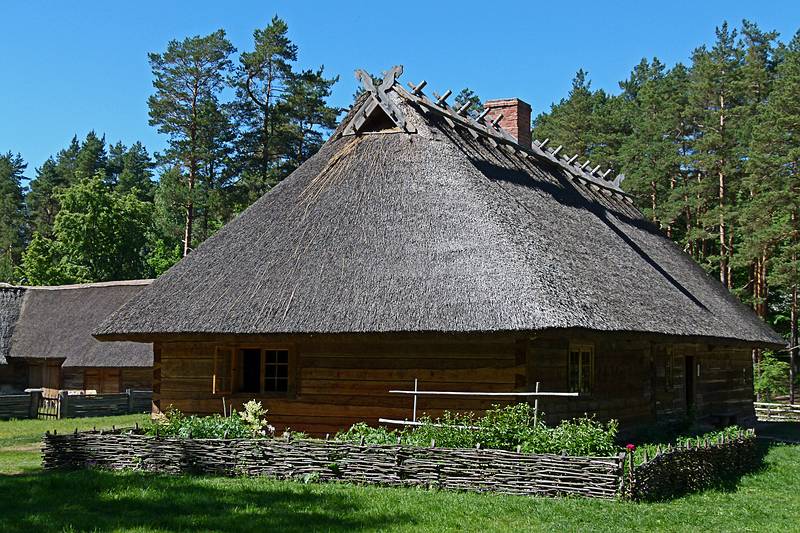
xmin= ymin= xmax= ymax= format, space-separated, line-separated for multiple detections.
xmin=483 ymin=98 xmax=532 ymax=148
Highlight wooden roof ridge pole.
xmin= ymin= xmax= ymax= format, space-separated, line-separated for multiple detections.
xmin=392 ymin=77 xmax=631 ymax=200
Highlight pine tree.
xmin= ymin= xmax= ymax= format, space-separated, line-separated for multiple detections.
xmin=108 ymin=141 xmax=156 ymax=201
xmin=148 ymin=29 xmax=235 ymax=257
xmin=233 ymin=17 xmax=340 ymax=202
xmin=687 ymin=22 xmax=745 ymax=287
xmin=453 ymin=88 xmax=484 ymax=118
xmin=0 ymin=152 xmax=27 ymax=282
xmin=749 ymin=34 xmax=800 ymax=401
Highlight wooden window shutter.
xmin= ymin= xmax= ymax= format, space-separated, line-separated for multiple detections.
xmin=213 ymin=347 xmax=234 ymax=395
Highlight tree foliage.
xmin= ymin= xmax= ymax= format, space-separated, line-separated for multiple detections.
xmin=21 ymin=176 xmax=153 ymax=285
xmin=532 ymin=20 xmax=800 ymax=398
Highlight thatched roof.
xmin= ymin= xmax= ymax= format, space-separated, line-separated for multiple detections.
xmin=8 ymin=280 xmax=153 ymax=367
xmin=95 ymin=67 xmax=782 ymax=347
xmin=0 ymin=286 xmax=25 ymax=364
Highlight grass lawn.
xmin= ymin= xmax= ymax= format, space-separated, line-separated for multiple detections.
xmin=0 ymin=414 xmax=148 ymax=475
xmin=0 ymin=418 xmax=798 ymax=532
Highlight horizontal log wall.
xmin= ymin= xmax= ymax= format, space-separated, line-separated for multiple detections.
xmin=62 ymin=367 xmax=153 ymax=393
xmin=153 ymin=331 xmax=759 ymax=437
xmin=526 ymin=334 xmax=654 ymax=427
xmin=156 ymin=333 xmax=524 ymax=436
xmin=628 ymin=432 xmax=760 ymax=501
xmin=0 ymin=393 xmax=32 ymax=419
xmin=42 ymin=431 xmax=625 ymax=499
xmin=61 ymin=390 xmax=152 ymax=418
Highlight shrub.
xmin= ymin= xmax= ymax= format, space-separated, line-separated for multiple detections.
xmin=334 ymin=422 xmax=399 ymax=445
xmin=144 ymin=402 xmax=274 ymax=439
xmin=755 ymin=352 xmax=790 ymax=401
xmin=335 ymin=404 xmax=620 ymax=457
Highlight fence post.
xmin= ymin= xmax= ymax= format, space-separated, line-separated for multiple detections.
xmin=127 ymin=389 xmax=134 ymax=413
xmin=28 ymin=390 xmax=41 ymax=419
xmin=58 ymin=390 xmax=69 ymax=419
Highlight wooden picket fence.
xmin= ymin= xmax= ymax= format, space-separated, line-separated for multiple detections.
xmin=754 ymin=402 xmax=800 ymax=422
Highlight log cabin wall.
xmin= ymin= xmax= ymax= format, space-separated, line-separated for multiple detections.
xmin=525 ymin=333 xmax=655 ymax=428
xmin=0 ymin=360 xmax=28 ymax=393
xmin=62 ymin=367 xmax=153 ymax=393
xmin=152 ymin=331 xmax=757 ymax=436
xmin=154 ymin=333 xmax=524 ymax=436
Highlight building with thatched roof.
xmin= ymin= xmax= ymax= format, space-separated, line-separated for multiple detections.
xmin=0 ymin=280 xmax=153 ymax=394
xmin=96 ymin=66 xmax=783 ymax=435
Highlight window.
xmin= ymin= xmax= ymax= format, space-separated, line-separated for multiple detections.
xmin=665 ymin=357 xmax=674 ymax=391
xmin=265 ymin=350 xmax=289 ymax=392
xmin=568 ymin=344 xmax=594 ymax=393
xmin=213 ymin=346 xmax=292 ymax=395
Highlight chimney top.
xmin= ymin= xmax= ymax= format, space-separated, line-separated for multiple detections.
xmin=483 ymin=98 xmax=532 ymax=148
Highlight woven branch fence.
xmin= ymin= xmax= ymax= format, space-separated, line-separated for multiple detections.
xmin=41 ymin=429 xmax=761 ymax=501
xmin=626 ymin=430 xmax=760 ymax=501
xmin=42 ymin=430 xmax=625 ymax=499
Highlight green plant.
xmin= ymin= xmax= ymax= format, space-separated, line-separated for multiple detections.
xmin=334 ymin=423 xmax=399 ymax=445
xmin=239 ymin=400 xmax=275 ymax=437
xmin=334 ymin=405 xmax=620 ymax=457
xmin=143 ymin=404 xmax=273 ymax=439
xmin=755 ymin=352 xmax=790 ymax=401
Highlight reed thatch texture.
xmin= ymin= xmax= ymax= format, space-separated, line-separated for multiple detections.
xmin=94 ymin=88 xmax=782 ymax=347
xmin=0 ymin=286 xmax=25 ymax=364
xmin=10 ymin=280 xmax=153 ymax=367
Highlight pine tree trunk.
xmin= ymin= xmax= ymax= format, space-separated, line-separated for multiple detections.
xmin=719 ymin=168 xmax=728 ymax=287
xmin=184 ymin=87 xmax=199 ymax=258
xmin=791 ymin=282 xmax=797 ymax=405
xmin=718 ymin=95 xmax=728 ymax=287
xmin=791 ymin=209 xmax=798 ymax=404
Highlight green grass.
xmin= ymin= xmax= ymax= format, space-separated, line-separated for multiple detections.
xmin=0 ymin=414 xmax=148 ymax=475
xmin=0 ymin=418 xmax=798 ymax=532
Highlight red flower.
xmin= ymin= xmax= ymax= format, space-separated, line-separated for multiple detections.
xmin=626 ymin=444 xmax=636 ymax=451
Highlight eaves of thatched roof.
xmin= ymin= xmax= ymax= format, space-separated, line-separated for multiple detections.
xmin=0 ymin=286 xmax=25 ymax=364
xmin=94 ymin=67 xmax=783 ymax=347
xmin=7 ymin=280 xmax=153 ymax=367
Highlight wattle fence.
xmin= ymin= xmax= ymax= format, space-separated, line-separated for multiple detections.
xmin=42 ymin=429 xmax=625 ymax=498
xmin=626 ymin=430 xmax=760 ymax=501
xmin=41 ymin=428 xmax=760 ymax=500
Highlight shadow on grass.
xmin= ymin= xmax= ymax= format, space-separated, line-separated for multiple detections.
xmin=755 ymin=421 xmax=800 ymax=442
xmin=0 ymin=470 xmax=413 ymax=533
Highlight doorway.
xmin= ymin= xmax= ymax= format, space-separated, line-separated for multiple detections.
xmin=240 ymin=349 xmax=261 ymax=393
xmin=685 ymin=356 xmax=695 ymax=410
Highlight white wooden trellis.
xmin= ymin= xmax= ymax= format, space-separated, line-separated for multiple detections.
xmin=378 ymin=379 xmax=578 ymax=428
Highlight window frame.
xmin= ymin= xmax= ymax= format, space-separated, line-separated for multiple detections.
xmin=568 ymin=342 xmax=595 ymax=394
xmin=214 ymin=344 xmax=295 ymax=397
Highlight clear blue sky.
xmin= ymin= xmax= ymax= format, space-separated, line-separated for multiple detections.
xmin=1 ymin=1 xmax=798 ymax=179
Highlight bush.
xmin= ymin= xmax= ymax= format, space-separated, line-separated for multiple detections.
xmin=335 ymin=404 xmax=619 ymax=457
xmin=755 ymin=352 xmax=790 ymax=401
xmin=144 ymin=401 xmax=274 ymax=439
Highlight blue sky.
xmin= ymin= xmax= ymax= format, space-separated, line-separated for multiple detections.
xmin=1 ymin=1 xmax=798 ymax=178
